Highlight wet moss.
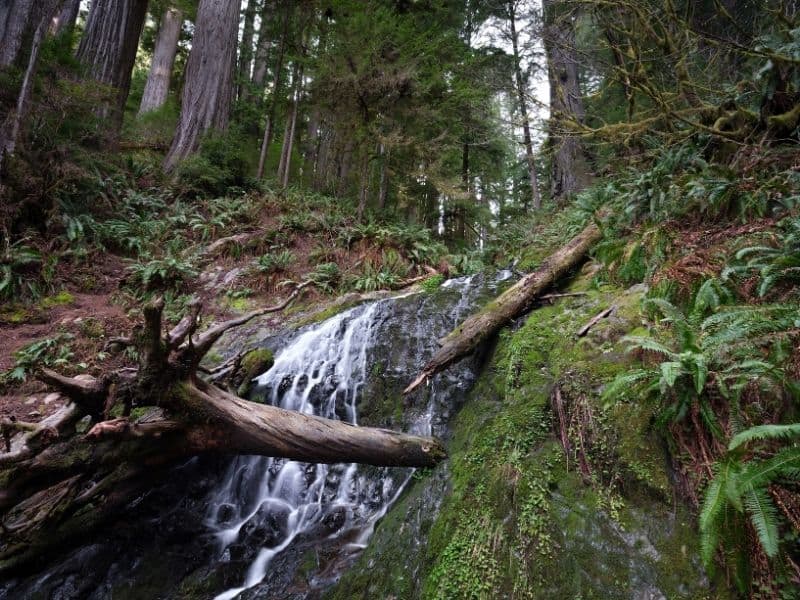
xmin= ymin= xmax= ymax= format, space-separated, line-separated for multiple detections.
xmin=328 ymin=276 xmax=721 ymax=599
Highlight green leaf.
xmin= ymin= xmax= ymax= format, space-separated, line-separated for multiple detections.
xmin=659 ymin=361 xmax=682 ymax=389
xmin=743 ymin=487 xmax=780 ymax=557
xmin=729 ymin=423 xmax=800 ymax=451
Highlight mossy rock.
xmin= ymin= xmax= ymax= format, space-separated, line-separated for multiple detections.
xmin=236 ymin=347 xmax=275 ymax=396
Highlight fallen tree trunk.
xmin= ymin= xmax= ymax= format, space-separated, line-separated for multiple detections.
xmin=404 ymin=220 xmax=602 ymax=394
xmin=0 ymin=292 xmax=445 ymax=575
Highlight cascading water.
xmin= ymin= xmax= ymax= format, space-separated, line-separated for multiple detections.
xmin=204 ymin=274 xmax=497 ymax=599
xmin=0 ymin=273 xmax=503 ymax=600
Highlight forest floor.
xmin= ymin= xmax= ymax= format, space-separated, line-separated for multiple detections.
xmin=0 ymin=191 xmax=440 ymax=429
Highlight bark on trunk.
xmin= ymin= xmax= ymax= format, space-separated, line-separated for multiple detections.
xmin=138 ymin=7 xmax=182 ymax=116
xmin=76 ymin=0 xmax=149 ymax=135
xmin=277 ymin=59 xmax=301 ymax=187
xmin=378 ymin=143 xmax=389 ymax=210
xmin=0 ymin=0 xmax=34 ymax=67
xmin=0 ymin=0 xmax=61 ymax=168
xmin=249 ymin=0 xmax=273 ymax=96
xmin=237 ymin=0 xmax=258 ymax=100
xmin=256 ymin=2 xmax=290 ymax=179
xmin=508 ymin=1 xmax=541 ymax=210
xmin=164 ymin=0 xmax=239 ymax=171
xmin=1 ymin=292 xmax=445 ymax=574
xmin=543 ymin=0 xmax=591 ymax=201
xmin=404 ymin=220 xmax=602 ymax=394
xmin=50 ymin=0 xmax=81 ymax=35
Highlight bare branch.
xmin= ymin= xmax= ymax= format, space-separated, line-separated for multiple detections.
xmin=192 ymin=281 xmax=311 ymax=360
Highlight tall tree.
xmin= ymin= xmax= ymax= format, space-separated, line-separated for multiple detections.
xmin=50 ymin=0 xmax=81 ymax=35
xmin=138 ymin=6 xmax=183 ymax=115
xmin=164 ymin=0 xmax=240 ymax=170
xmin=542 ymin=0 xmax=590 ymax=199
xmin=249 ymin=0 xmax=273 ymax=97
xmin=0 ymin=0 xmax=36 ymax=67
xmin=256 ymin=0 xmax=291 ymax=179
xmin=237 ymin=0 xmax=258 ymax=100
xmin=76 ymin=0 xmax=149 ymax=133
xmin=502 ymin=0 xmax=541 ymax=209
xmin=0 ymin=0 xmax=62 ymax=166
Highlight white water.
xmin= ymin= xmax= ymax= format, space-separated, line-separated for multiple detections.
xmin=207 ymin=273 xmax=497 ymax=599
xmin=208 ymin=299 xmax=431 ymax=600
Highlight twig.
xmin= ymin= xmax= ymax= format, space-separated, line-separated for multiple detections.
xmin=576 ymin=305 xmax=616 ymax=337
xmin=539 ymin=292 xmax=588 ymax=301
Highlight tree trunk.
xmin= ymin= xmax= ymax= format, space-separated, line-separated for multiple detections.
xmin=0 ymin=0 xmax=34 ymax=67
xmin=404 ymin=219 xmax=602 ymax=393
xmin=378 ymin=143 xmax=389 ymax=211
xmin=76 ymin=0 xmax=149 ymax=135
xmin=277 ymin=59 xmax=300 ymax=186
xmin=0 ymin=0 xmax=61 ymax=168
xmin=237 ymin=0 xmax=258 ymax=100
xmin=256 ymin=1 xmax=290 ymax=179
xmin=250 ymin=0 xmax=273 ymax=90
xmin=508 ymin=1 xmax=542 ymax=210
xmin=50 ymin=0 xmax=81 ymax=35
xmin=543 ymin=0 xmax=591 ymax=201
xmin=138 ymin=7 xmax=182 ymax=116
xmin=0 ymin=293 xmax=445 ymax=575
xmin=164 ymin=0 xmax=239 ymax=171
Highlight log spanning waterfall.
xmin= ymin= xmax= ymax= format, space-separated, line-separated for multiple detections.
xmin=207 ymin=275 xmax=495 ymax=599
xmin=0 ymin=274 xmax=504 ymax=600
xmin=208 ymin=301 xmax=415 ymax=600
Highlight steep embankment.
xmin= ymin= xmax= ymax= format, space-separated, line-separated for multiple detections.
xmin=328 ymin=272 xmax=722 ymax=599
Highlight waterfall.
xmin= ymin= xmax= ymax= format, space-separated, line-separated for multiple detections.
xmin=207 ymin=299 xmax=421 ymax=600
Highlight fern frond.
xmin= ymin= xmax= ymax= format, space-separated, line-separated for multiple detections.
xmin=728 ymin=423 xmax=800 ymax=451
xmin=623 ymin=336 xmax=675 ymax=357
xmin=743 ymin=487 xmax=780 ymax=557
xmin=737 ymin=447 xmax=800 ymax=490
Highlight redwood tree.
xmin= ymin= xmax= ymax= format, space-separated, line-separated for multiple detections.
xmin=543 ymin=0 xmax=591 ymax=200
xmin=138 ymin=6 xmax=183 ymax=116
xmin=164 ymin=0 xmax=239 ymax=171
xmin=76 ymin=0 xmax=149 ymax=133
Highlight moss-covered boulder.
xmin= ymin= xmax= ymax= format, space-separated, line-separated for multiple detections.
xmin=328 ymin=279 xmax=726 ymax=599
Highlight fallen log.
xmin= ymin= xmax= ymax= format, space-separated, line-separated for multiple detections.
xmin=404 ymin=220 xmax=602 ymax=394
xmin=0 ymin=293 xmax=445 ymax=575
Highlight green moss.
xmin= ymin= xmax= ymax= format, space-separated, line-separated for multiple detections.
xmin=79 ymin=317 xmax=105 ymax=339
xmin=237 ymin=347 xmax=274 ymax=396
xmin=329 ymin=275 xmax=720 ymax=599
xmin=40 ymin=290 xmax=75 ymax=309
xmin=421 ymin=274 xmax=445 ymax=293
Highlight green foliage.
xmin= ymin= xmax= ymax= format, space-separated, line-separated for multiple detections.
xmin=725 ymin=215 xmax=800 ymax=298
xmin=0 ymin=239 xmax=43 ymax=300
xmin=175 ymin=131 xmax=254 ymax=196
xmin=421 ymin=273 xmax=445 ymax=293
xmin=254 ymin=250 xmax=294 ymax=274
xmin=306 ymin=262 xmax=340 ymax=294
xmin=352 ymin=249 xmax=409 ymax=292
xmin=2 ymin=335 xmax=75 ymax=384
xmin=604 ymin=280 xmax=796 ymax=436
xmin=126 ymin=250 xmax=198 ymax=293
xmin=700 ymin=424 xmax=800 ymax=584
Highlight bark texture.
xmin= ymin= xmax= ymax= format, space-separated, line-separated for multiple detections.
xmin=50 ymin=0 xmax=81 ymax=35
xmin=543 ymin=0 xmax=592 ymax=200
xmin=507 ymin=0 xmax=542 ymax=210
xmin=76 ymin=0 xmax=149 ymax=132
xmin=0 ymin=292 xmax=445 ymax=574
xmin=237 ymin=0 xmax=258 ymax=100
xmin=164 ymin=0 xmax=239 ymax=171
xmin=0 ymin=0 xmax=34 ymax=67
xmin=138 ymin=7 xmax=182 ymax=116
xmin=404 ymin=220 xmax=602 ymax=393
xmin=0 ymin=0 xmax=61 ymax=167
